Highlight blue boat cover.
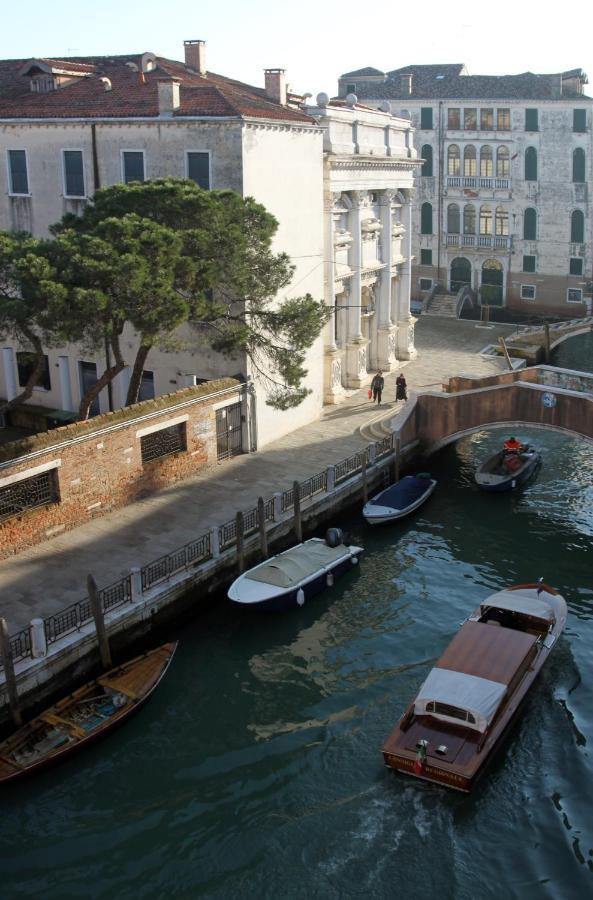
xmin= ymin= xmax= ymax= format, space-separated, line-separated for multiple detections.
xmin=376 ymin=476 xmax=431 ymax=509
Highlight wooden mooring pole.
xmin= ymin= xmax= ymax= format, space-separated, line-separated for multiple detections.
xmin=88 ymin=574 xmax=112 ymax=671
xmin=293 ymin=481 xmax=302 ymax=543
xmin=0 ymin=618 xmax=22 ymax=727
xmin=236 ymin=511 xmax=245 ymax=574
xmin=257 ymin=497 xmax=268 ymax=559
xmin=543 ymin=322 xmax=551 ymax=364
xmin=394 ymin=435 xmax=401 ymax=483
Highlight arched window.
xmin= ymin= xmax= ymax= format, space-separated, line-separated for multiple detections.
xmin=447 ymin=145 xmax=460 ymax=176
xmin=496 ymin=146 xmax=509 ymax=177
xmin=524 ymin=208 xmax=537 ymax=240
xmin=573 ymin=148 xmax=585 ymax=183
xmin=495 ymin=206 xmax=509 ymax=236
xmin=571 ymin=209 xmax=584 ymax=243
xmin=480 ymin=146 xmax=493 ymax=177
xmin=479 ymin=205 xmax=492 ymax=235
xmin=463 ymin=204 xmax=476 ymax=234
xmin=447 ymin=203 xmax=460 ymax=234
xmin=421 ymin=144 xmax=433 ymax=177
xmin=421 ymin=202 xmax=433 ymax=234
xmin=525 ymin=147 xmax=538 ymax=181
xmin=464 ymin=145 xmax=477 ymax=177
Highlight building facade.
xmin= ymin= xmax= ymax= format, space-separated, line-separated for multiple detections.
xmin=337 ymin=65 xmax=593 ymax=317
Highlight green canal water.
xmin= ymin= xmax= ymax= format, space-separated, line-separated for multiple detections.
xmin=2 ymin=337 xmax=593 ymax=899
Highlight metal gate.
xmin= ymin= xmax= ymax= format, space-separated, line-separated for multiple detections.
xmin=216 ymin=402 xmax=243 ymax=460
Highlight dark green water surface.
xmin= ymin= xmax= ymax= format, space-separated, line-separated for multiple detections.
xmin=2 ymin=341 xmax=593 ymax=899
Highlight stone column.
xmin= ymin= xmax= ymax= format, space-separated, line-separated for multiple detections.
xmin=344 ymin=191 xmax=370 ymax=388
xmin=324 ymin=194 xmax=346 ymax=404
xmin=376 ymin=190 xmax=398 ymax=371
xmin=396 ymin=191 xmax=417 ymax=361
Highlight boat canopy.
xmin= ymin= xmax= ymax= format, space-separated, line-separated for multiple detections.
xmin=414 ymin=667 xmax=507 ymax=733
xmin=481 ymin=589 xmax=556 ymax=624
xmin=245 ymin=541 xmax=349 ymax=588
xmin=374 ymin=476 xmax=432 ymax=510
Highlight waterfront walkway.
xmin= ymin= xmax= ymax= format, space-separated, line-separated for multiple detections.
xmin=0 ymin=317 xmax=516 ymax=631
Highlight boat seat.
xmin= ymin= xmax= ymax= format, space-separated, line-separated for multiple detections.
xmin=39 ymin=712 xmax=87 ymax=738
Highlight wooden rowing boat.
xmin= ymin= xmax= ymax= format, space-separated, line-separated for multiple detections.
xmin=382 ymin=582 xmax=566 ymax=792
xmin=0 ymin=642 xmax=177 ymax=785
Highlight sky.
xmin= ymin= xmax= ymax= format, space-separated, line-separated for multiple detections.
xmin=2 ymin=0 xmax=592 ymax=98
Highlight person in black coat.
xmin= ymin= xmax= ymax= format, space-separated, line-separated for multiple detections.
xmin=370 ymin=371 xmax=384 ymax=404
xmin=395 ymin=373 xmax=407 ymax=401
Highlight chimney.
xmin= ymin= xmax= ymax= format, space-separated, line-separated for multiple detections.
xmin=157 ymin=78 xmax=181 ymax=116
xmin=399 ymin=73 xmax=413 ymax=95
xmin=184 ymin=39 xmax=206 ymax=76
xmin=264 ymin=68 xmax=287 ymax=106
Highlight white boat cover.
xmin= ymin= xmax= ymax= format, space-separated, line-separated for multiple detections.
xmin=245 ymin=540 xmax=351 ymax=588
xmin=414 ymin=667 xmax=507 ymax=733
xmin=481 ymin=588 xmax=556 ymax=623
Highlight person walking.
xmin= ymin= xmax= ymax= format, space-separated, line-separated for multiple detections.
xmin=395 ymin=372 xmax=408 ymax=401
xmin=371 ymin=371 xmax=384 ymax=404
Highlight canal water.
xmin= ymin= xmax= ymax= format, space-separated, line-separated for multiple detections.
xmin=2 ymin=339 xmax=593 ymax=899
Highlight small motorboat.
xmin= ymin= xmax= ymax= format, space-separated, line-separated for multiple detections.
xmin=475 ymin=444 xmax=540 ymax=492
xmin=363 ymin=473 xmax=437 ymax=525
xmin=0 ymin=642 xmax=177 ymax=785
xmin=228 ymin=529 xmax=363 ymax=612
xmin=382 ymin=580 xmax=567 ymax=792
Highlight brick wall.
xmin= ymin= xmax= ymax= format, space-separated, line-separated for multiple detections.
xmin=0 ymin=379 xmax=243 ymax=557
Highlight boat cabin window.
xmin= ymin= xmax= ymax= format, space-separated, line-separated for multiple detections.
xmin=480 ymin=607 xmax=549 ymax=635
xmin=425 ymin=701 xmax=476 ymax=724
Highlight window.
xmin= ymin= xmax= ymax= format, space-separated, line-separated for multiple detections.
xmin=496 ymin=146 xmax=510 ymax=177
xmin=497 ymin=108 xmax=510 ymax=130
xmin=464 ymin=108 xmax=477 ymax=130
xmin=421 ymin=144 xmax=433 ymax=177
xmin=420 ymin=202 xmax=433 ymax=234
xmin=447 ymin=144 xmax=460 ymax=175
xmin=479 ymin=205 xmax=492 ymax=235
xmin=425 ymin=701 xmax=475 ymax=724
xmin=567 ymin=288 xmax=583 ymax=303
xmin=420 ymin=107 xmax=433 ymax=129
xmin=186 ymin=151 xmax=210 ymax=189
xmin=520 ymin=284 xmax=536 ymax=300
xmin=480 ymin=108 xmax=493 ymax=130
xmin=463 ymin=145 xmax=477 ymax=177
xmin=570 ymin=257 xmax=583 ymax=276
xmin=524 ymin=147 xmax=538 ymax=181
xmin=495 ymin=206 xmax=508 ymax=236
xmin=140 ymin=423 xmax=187 ymax=463
xmin=79 ymin=361 xmax=100 ymax=416
xmin=138 ymin=370 xmax=155 ymax=402
xmin=523 ymin=255 xmax=536 ymax=273
xmin=447 ymin=203 xmax=460 ymax=233
xmin=62 ymin=150 xmax=85 ymax=197
xmin=573 ymin=148 xmax=585 ymax=183
xmin=448 ymin=108 xmax=460 ymax=129
xmin=420 ymin=249 xmax=432 ymax=265
xmin=525 ymin=108 xmax=538 ymax=131
xmin=419 ymin=278 xmax=433 ymax=291
xmin=573 ymin=109 xmax=587 ymax=133
xmin=571 ymin=209 xmax=584 ymax=243
xmin=463 ymin=204 xmax=476 ymax=234
xmin=346 ymin=83 xmax=356 ymax=94
xmin=524 ymin=208 xmax=537 ymax=240
xmin=0 ymin=470 xmax=59 ymax=522
xmin=480 ymin=146 xmax=493 ymax=177
xmin=122 ymin=151 xmax=145 ymax=184
xmin=7 ymin=149 xmax=29 ymax=194
xmin=16 ymin=352 xmax=51 ymax=391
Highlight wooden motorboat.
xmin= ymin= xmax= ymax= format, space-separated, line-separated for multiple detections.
xmin=0 ymin=642 xmax=177 ymax=785
xmin=382 ymin=582 xmax=567 ymax=792
xmin=228 ymin=531 xmax=363 ymax=612
xmin=475 ymin=445 xmax=541 ymax=492
xmin=363 ymin=474 xmax=437 ymax=525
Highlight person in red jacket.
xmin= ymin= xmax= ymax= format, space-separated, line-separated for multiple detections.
xmin=503 ymin=436 xmax=523 ymax=454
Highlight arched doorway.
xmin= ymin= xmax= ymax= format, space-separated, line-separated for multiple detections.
xmin=450 ymin=257 xmax=471 ymax=293
xmin=481 ymin=259 xmax=503 ymax=306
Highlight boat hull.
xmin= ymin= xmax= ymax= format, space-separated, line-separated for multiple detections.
xmin=475 ymin=450 xmax=540 ymax=492
xmin=363 ymin=477 xmax=437 ymax=525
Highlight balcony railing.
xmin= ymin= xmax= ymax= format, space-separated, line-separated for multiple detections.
xmin=446 ymin=176 xmax=511 ymax=191
xmin=446 ymin=233 xmax=510 ymax=250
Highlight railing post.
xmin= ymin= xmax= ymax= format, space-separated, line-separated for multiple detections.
xmin=0 ymin=618 xmax=22 ymax=727
xmin=326 ymin=465 xmax=335 ymax=493
xmin=210 ymin=527 xmax=220 ymax=559
xmin=130 ymin=567 xmax=143 ymax=602
xmin=257 ymin=497 xmax=268 ymax=559
xmin=293 ymin=481 xmax=302 ymax=543
xmin=361 ymin=454 xmax=368 ymax=504
xmin=236 ymin=511 xmax=245 ymax=574
xmin=273 ymin=492 xmax=283 ymax=520
xmin=88 ymin=574 xmax=112 ymax=671
xmin=30 ymin=618 xmax=47 ymax=658
xmin=395 ymin=435 xmax=401 ymax=483
xmin=369 ymin=443 xmax=377 ymax=466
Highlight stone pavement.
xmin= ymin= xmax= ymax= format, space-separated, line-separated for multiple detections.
xmin=0 ymin=317 xmax=516 ymax=632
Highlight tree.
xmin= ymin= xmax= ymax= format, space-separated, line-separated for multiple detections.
xmin=57 ymin=179 xmax=329 ymax=409
xmin=0 ymin=233 xmax=69 ymax=416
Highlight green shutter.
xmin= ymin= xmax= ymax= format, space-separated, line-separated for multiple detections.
xmin=569 ymin=257 xmax=583 ymax=275
xmin=420 ymin=108 xmax=433 ymax=129
xmin=573 ymin=148 xmax=585 ymax=183
xmin=573 ymin=109 xmax=587 ymax=132
xmin=571 ymin=210 xmax=584 ymax=243
xmin=524 ymin=147 xmax=537 ymax=181
xmin=522 ymin=255 xmax=536 ymax=273
xmin=525 ymin=109 xmax=538 ymax=131
xmin=523 ymin=208 xmax=537 ymax=240
xmin=421 ymin=203 xmax=433 ymax=234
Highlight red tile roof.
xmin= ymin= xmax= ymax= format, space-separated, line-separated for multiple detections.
xmin=0 ymin=53 xmax=314 ymax=123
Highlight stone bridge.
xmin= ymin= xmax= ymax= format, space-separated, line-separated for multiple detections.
xmin=392 ymin=365 xmax=593 ymax=454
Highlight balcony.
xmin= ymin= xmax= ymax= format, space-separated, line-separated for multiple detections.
xmin=446 ymin=233 xmax=511 ymax=250
xmin=446 ymin=176 xmax=511 ymax=192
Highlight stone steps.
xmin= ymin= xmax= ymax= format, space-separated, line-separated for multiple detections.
xmin=425 ymin=292 xmax=458 ymax=317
